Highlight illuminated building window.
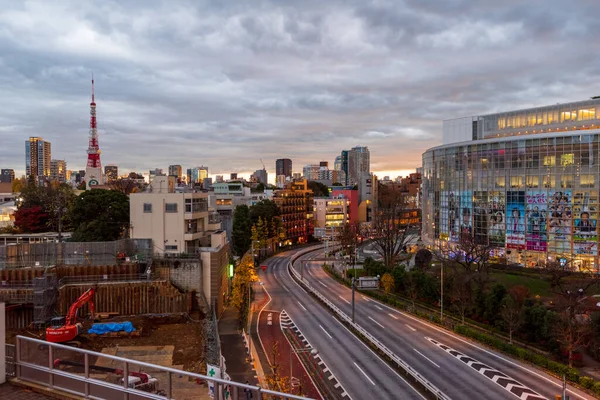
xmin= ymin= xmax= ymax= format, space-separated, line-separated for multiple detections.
xmin=560 ymin=153 xmax=574 ymax=166
xmin=510 ymin=176 xmax=523 ymax=188
xmin=543 ymin=175 xmax=555 ymax=188
xmin=495 ymin=177 xmax=505 ymax=188
xmin=580 ymin=174 xmax=595 ymax=188
xmin=543 ymin=155 xmax=556 ymax=166
xmin=526 ymin=176 xmax=539 ymax=188
xmin=560 ymin=175 xmax=574 ymax=188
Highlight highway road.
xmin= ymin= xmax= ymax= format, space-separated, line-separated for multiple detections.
xmin=296 ymin=251 xmax=594 ymax=400
xmin=258 ymin=250 xmax=429 ymax=400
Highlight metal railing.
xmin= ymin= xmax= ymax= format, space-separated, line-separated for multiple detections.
xmin=6 ymin=343 xmax=16 ymax=378
xmin=58 ymin=273 xmax=164 ymax=287
xmin=288 ymin=248 xmax=452 ymax=400
xmin=13 ymin=335 xmax=310 ymax=400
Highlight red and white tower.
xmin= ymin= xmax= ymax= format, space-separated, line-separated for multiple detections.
xmin=85 ymin=75 xmax=103 ymax=189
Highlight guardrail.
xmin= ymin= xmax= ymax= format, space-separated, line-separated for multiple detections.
xmin=12 ymin=335 xmax=310 ymax=400
xmin=58 ymin=273 xmax=164 ymax=287
xmin=287 ymin=248 xmax=452 ymax=400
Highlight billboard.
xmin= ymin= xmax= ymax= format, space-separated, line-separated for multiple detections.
xmin=506 ymin=191 xmax=526 ymax=250
xmin=548 ymin=191 xmax=572 ymax=254
xmin=525 ymin=191 xmax=548 ymax=252
xmin=487 ymin=191 xmax=506 ymax=247
xmin=447 ymin=191 xmax=461 ymax=242
xmin=573 ymin=190 xmax=598 ymax=255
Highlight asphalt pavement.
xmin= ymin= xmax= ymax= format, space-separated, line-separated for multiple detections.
xmin=297 ymin=251 xmax=594 ymax=400
xmin=257 ymin=250 xmax=426 ymax=400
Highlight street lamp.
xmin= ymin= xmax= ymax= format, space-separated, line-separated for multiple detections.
xmin=433 ymin=261 xmax=444 ymax=324
xmin=288 ymin=345 xmax=318 ymax=393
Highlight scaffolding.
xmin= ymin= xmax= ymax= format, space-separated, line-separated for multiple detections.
xmin=204 ymin=300 xmax=221 ymax=366
xmin=33 ymin=273 xmax=58 ymax=326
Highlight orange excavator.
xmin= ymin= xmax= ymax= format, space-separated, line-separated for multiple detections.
xmin=46 ymin=288 xmax=95 ymax=345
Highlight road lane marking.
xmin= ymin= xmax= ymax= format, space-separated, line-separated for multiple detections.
xmin=318 ymin=281 xmax=328 ymax=288
xmin=339 ymin=295 xmax=351 ymax=305
xmin=426 ymin=336 xmax=546 ymax=400
xmin=368 ymin=316 xmax=385 ymax=329
xmin=374 ymin=305 xmax=383 ymax=311
xmin=319 ymin=324 xmax=333 ymax=339
xmin=273 ymin=273 xmax=290 ymax=292
xmin=353 ymin=362 xmax=375 ymax=385
xmin=297 ymin=301 xmax=307 ymax=311
xmin=405 ymin=324 xmax=416 ymax=332
xmin=413 ymin=349 xmax=440 ymax=368
xmin=361 ymin=296 xmax=371 ymax=302
xmin=388 ymin=313 xmax=399 ymax=320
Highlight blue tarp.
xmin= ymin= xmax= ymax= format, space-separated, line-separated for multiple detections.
xmin=88 ymin=322 xmax=136 ymax=335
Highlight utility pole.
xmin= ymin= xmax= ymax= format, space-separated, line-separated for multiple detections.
xmin=440 ymin=260 xmax=444 ymax=324
xmin=351 ymin=277 xmax=355 ymax=323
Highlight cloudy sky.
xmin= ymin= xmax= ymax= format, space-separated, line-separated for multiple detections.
xmin=1 ymin=0 xmax=600 ymax=181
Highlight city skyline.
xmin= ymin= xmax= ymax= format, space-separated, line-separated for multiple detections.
xmin=1 ymin=1 xmax=600 ymax=179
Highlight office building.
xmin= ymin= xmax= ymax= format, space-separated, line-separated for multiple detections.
xmin=25 ymin=137 xmax=51 ymax=182
xmin=0 ymin=169 xmax=15 ymax=183
xmin=303 ymin=164 xmax=320 ymax=181
xmin=273 ymin=179 xmax=314 ymax=243
xmin=422 ymin=98 xmax=600 ymax=269
xmin=168 ymin=165 xmax=183 ymax=179
xmin=252 ymin=168 xmax=268 ymax=185
xmin=50 ymin=160 xmax=67 ymax=183
xmin=104 ymin=165 xmax=119 ymax=182
xmin=276 ymin=158 xmax=292 ymax=178
xmin=230 ymin=173 xmax=238 ymax=180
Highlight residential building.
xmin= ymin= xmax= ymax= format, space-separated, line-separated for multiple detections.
xmin=130 ymin=175 xmax=228 ymax=311
xmin=422 ymin=98 xmax=600 ymax=269
xmin=332 ymin=189 xmax=359 ymax=225
xmin=0 ymin=169 xmax=15 ymax=183
xmin=273 ymin=179 xmax=314 ymax=243
xmin=168 ymin=165 xmax=183 ymax=179
xmin=276 ymin=158 xmax=292 ymax=178
xmin=252 ymin=168 xmax=268 ymax=185
xmin=50 ymin=160 xmax=67 ymax=183
xmin=25 ymin=137 xmax=51 ymax=182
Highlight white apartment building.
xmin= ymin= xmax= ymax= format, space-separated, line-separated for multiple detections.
xmin=313 ymin=195 xmax=350 ymax=237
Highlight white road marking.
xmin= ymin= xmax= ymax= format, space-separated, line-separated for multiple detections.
xmin=339 ymin=295 xmax=351 ymax=304
xmin=413 ymin=349 xmax=440 ymax=368
xmin=353 ymin=362 xmax=375 ymax=385
xmin=318 ymin=281 xmax=328 ymax=288
xmin=388 ymin=313 xmax=399 ymax=320
xmin=368 ymin=316 xmax=385 ymax=329
xmin=297 ymin=301 xmax=307 ymax=311
xmin=405 ymin=324 xmax=416 ymax=332
xmin=374 ymin=305 xmax=383 ymax=311
xmin=361 ymin=296 xmax=371 ymax=302
xmin=273 ymin=273 xmax=290 ymax=292
xmin=319 ymin=324 xmax=333 ymax=339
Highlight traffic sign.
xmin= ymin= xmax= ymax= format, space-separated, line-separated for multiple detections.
xmin=261 ymin=264 xmax=267 ymax=272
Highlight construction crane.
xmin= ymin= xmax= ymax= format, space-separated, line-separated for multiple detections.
xmin=260 ymin=158 xmax=266 ymax=170
xmin=46 ymin=288 xmax=95 ymax=345
xmin=53 ymin=359 xmax=162 ymax=394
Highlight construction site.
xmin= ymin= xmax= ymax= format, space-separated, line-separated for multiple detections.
xmin=1 ymin=238 xmax=225 ymax=398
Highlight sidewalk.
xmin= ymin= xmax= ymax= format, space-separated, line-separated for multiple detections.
xmin=218 ymin=306 xmax=259 ymax=390
xmin=0 ymin=382 xmax=53 ymax=399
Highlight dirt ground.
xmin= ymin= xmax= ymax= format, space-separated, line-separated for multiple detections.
xmin=7 ymin=314 xmax=207 ymax=375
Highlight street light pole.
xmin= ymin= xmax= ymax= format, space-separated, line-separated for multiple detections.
xmin=351 ymin=277 xmax=355 ymax=323
xmin=440 ymin=260 xmax=444 ymax=324
xmin=289 ymin=345 xmax=318 ymax=393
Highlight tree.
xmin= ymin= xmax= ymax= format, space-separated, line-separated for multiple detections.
xmin=381 ymin=273 xmax=395 ymax=295
xmin=449 ymin=271 xmax=474 ymax=325
xmin=500 ymin=286 xmax=529 ymax=344
xmin=230 ymin=253 xmax=259 ymax=328
xmin=69 ymin=189 xmax=130 ymax=242
xmin=13 ymin=206 xmax=49 ymax=233
xmin=110 ymin=178 xmax=140 ymax=194
xmin=404 ymin=270 xmax=420 ymax=309
xmin=337 ymin=222 xmax=360 ymax=264
xmin=414 ymin=248 xmax=433 ymax=269
xmin=249 ymin=200 xmax=280 ymax=236
xmin=307 ymin=181 xmax=329 ymax=197
xmin=371 ymin=184 xmax=412 ymax=268
xmin=11 ymin=177 xmax=25 ymax=193
xmin=232 ymin=205 xmax=252 ymax=256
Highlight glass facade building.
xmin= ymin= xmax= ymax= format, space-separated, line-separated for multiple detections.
xmin=422 ymin=98 xmax=600 ymax=269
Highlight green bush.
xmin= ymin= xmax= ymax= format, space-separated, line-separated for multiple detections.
xmin=593 ymin=381 xmax=600 ymax=395
xmin=580 ymin=376 xmax=594 ymax=389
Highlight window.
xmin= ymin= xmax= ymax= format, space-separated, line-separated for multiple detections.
xmin=526 ymin=176 xmax=539 ymax=188
xmin=165 ymin=245 xmax=178 ymax=251
xmin=143 ymin=203 xmax=152 ymax=213
xmin=560 ymin=175 xmax=574 ymax=188
xmin=185 ymin=198 xmax=208 ymax=212
xmin=543 ymin=175 xmax=555 ymax=188
xmin=510 ymin=176 xmax=523 ymax=188
xmin=543 ymin=156 xmax=556 ymax=166
xmin=165 ymin=203 xmax=178 ymax=213
xmin=495 ymin=177 xmax=505 ymax=188
xmin=560 ymin=154 xmax=574 ymax=166
xmin=580 ymin=174 xmax=595 ymax=188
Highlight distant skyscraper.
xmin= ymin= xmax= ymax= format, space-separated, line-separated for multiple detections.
xmin=215 ymin=175 xmax=224 ymax=183
xmin=276 ymin=158 xmax=292 ymax=178
xmin=168 ymin=165 xmax=182 ymax=178
xmin=25 ymin=137 xmax=51 ymax=182
xmin=252 ymin=168 xmax=268 ymax=185
xmin=340 ymin=150 xmax=349 ymax=186
xmin=187 ymin=167 xmax=207 ymax=185
xmin=348 ymin=146 xmax=370 ymax=186
xmin=319 ymin=161 xmax=328 ymax=168
xmin=85 ymin=77 xmax=103 ymax=189
xmin=0 ymin=169 xmax=15 ymax=183
xmin=303 ymin=164 xmax=320 ymax=180
xmin=198 ymin=166 xmax=209 ymax=182
xmin=334 ymin=156 xmax=342 ymax=171
xmin=230 ymin=173 xmax=238 ymax=180
xmin=104 ymin=165 xmax=119 ymax=182
xmin=50 ymin=160 xmax=67 ymax=183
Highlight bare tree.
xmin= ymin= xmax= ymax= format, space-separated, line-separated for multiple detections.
xmin=405 ymin=271 xmax=420 ymax=310
xmin=449 ymin=271 xmax=474 ymax=325
xmin=110 ymin=178 xmax=140 ymax=194
xmin=336 ymin=222 xmax=360 ymax=261
xmin=500 ymin=286 xmax=529 ymax=344
xmin=372 ymin=184 xmax=412 ymax=268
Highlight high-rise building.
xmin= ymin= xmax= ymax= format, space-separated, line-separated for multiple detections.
xmin=340 ymin=150 xmax=349 ymax=185
xmin=276 ymin=158 xmax=292 ymax=178
xmin=0 ymin=169 xmax=15 ymax=183
xmin=303 ymin=164 xmax=320 ymax=180
xmin=230 ymin=173 xmax=238 ymax=180
xmin=198 ymin=166 xmax=209 ymax=183
xmin=25 ymin=137 xmax=51 ymax=182
xmin=85 ymin=77 xmax=103 ymax=189
xmin=348 ymin=146 xmax=370 ymax=186
xmin=168 ymin=165 xmax=182 ymax=179
xmin=50 ymin=160 xmax=67 ymax=183
xmin=215 ymin=175 xmax=224 ymax=183
xmin=273 ymin=180 xmax=314 ymax=243
xmin=252 ymin=168 xmax=268 ymax=185
xmin=104 ymin=165 xmax=119 ymax=182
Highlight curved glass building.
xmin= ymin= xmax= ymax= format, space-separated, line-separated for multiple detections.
xmin=422 ymin=99 xmax=600 ymax=269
